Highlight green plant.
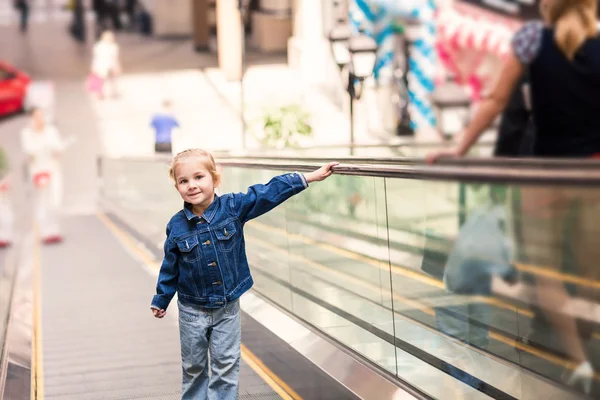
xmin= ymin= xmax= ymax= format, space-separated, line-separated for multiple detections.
xmin=255 ymin=105 xmax=313 ymax=149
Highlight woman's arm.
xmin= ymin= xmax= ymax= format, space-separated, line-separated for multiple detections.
xmin=426 ymin=52 xmax=525 ymax=163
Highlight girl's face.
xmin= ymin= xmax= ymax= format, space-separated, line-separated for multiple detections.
xmin=174 ymin=156 xmax=219 ymax=211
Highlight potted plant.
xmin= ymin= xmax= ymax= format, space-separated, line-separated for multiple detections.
xmin=254 ymin=104 xmax=313 ymax=149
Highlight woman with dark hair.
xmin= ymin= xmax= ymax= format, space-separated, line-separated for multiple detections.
xmin=427 ymin=0 xmax=600 ymax=160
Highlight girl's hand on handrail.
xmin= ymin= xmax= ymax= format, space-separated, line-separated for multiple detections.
xmin=305 ymin=162 xmax=339 ymax=183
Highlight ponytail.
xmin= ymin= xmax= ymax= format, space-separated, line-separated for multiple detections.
xmin=550 ymin=0 xmax=597 ymax=60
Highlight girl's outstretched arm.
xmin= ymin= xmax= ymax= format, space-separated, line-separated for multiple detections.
xmin=232 ymin=162 xmax=338 ymax=223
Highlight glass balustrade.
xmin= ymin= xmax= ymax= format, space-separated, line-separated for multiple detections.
xmin=100 ymin=157 xmax=598 ymax=399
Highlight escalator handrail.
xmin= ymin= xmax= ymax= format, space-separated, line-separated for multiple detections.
xmin=101 ymin=155 xmax=600 ymax=186
xmin=104 ymin=152 xmax=600 ymax=170
xmin=216 ymin=156 xmax=600 ymax=170
xmin=218 ymin=159 xmax=600 ymax=186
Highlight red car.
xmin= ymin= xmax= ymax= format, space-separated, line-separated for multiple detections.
xmin=0 ymin=62 xmax=30 ymax=117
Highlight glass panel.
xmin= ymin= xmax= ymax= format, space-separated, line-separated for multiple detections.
xmin=100 ymin=158 xmax=179 ymax=246
xmin=513 ymin=184 xmax=600 ymax=399
xmin=387 ymin=177 xmax=593 ymax=399
xmin=285 ymin=174 xmax=397 ymax=372
xmin=99 ymin=157 xmax=597 ymax=399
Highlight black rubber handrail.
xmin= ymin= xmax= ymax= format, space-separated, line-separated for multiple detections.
xmin=105 ymin=153 xmax=600 ymax=170
xmin=215 ymin=155 xmax=600 ymax=170
xmin=215 ymin=159 xmax=600 ymax=186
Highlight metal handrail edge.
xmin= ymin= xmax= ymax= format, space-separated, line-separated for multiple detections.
xmin=100 ymin=155 xmax=600 ymax=186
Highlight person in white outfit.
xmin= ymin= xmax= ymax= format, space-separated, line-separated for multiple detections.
xmin=0 ymin=147 xmax=13 ymax=247
xmin=21 ymin=108 xmax=70 ymax=244
xmin=91 ymin=30 xmax=121 ymax=99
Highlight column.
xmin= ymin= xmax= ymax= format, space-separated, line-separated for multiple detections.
xmin=217 ymin=0 xmax=243 ymax=81
xmin=288 ymin=0 xmax=338 ymax=88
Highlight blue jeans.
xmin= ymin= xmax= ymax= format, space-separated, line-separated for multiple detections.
xmin=178 ymin=299 xmax=241 ymax=400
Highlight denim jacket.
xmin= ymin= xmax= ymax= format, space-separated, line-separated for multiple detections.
xmin=151 ymin=172 xmax=308 ymax=310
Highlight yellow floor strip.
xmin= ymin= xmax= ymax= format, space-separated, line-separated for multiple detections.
xmin=96 ymin=213 xmax=160 ymax=272
xmin=97 ymin=213 xmax=301 ymax=398
xmin=516 ymin=262 xmax=600 ymax=290
xmin=241 ymin=344 xmax=302 ymax=400
xmin=31 ymin=230 xmax=44 ymax=399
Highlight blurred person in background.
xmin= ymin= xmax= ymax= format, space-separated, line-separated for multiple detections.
xmin=21 ymin=108 xmax=71 ymax=244
xmin=14 ymin=0 xmax=29 ymax=33
xmin=92 ymin=0 xmax=108 ymax=36
xmin=124 ymin=0 xmax=137 ymax=31
xmin=427 ymin=0 xmax=600 ymax=394
xmin=93 ymin=0 xmax=122 ymax=35
xmin=91 ymin=30 xmax=121 ymax=99
xmin=151 ymin=99 xmax=180 ymax=155
xmin=68 ymin=0 xmax=86 ymax=43
xmin=0 ymin=147 xmax=13 ymax=248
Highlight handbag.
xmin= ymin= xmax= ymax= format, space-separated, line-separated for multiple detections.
xmin=33 ymin=172 xmax=51 ymax=188
xmin=443 ymin=204 xmax=516 ymax=295
xmin=86 ymin=73 xmax=103 ymax=94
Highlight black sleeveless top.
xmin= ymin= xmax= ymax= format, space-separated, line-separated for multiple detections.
xmin=513 ymin=22 xmax=600 ymax=157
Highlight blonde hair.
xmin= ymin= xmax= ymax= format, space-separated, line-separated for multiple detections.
xmin=169 ymin=149 xmax=220 ymax=183
xmin=548 ymin=0 xmax=597 ymax=60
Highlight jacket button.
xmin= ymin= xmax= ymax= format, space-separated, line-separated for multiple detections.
xmin=214 ymin=281 xmax=222 ymax=285
xmin=209 ymin=262 xmax=217 ymax=266
xmin=204 ymin=240 xmax=211 ymax=245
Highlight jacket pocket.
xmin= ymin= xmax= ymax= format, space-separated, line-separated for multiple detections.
xmin=215 ymin=222 xmax=237 ymax=253
xmin=177 ymin=235 xmax=201 ymax=263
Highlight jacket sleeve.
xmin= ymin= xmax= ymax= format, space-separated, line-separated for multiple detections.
xmin=151 ymin=224 xmax=179 ymax=310
xmin=231 ymin=172 xmax=308 ymax=224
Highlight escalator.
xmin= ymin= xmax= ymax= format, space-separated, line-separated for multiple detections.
xmin=97 ymin=154 xmax=600 ymax=399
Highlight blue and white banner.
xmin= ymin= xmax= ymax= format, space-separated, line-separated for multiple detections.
xmin=349 ymin=0 xmax=437 ymax=131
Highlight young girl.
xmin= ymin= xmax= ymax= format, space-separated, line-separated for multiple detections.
xmin=151 ymin=148 xmax=337 ymax=399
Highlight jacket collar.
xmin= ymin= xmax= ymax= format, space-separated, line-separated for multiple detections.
xmin=183 ymin=194 xmax=219 ymax=223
